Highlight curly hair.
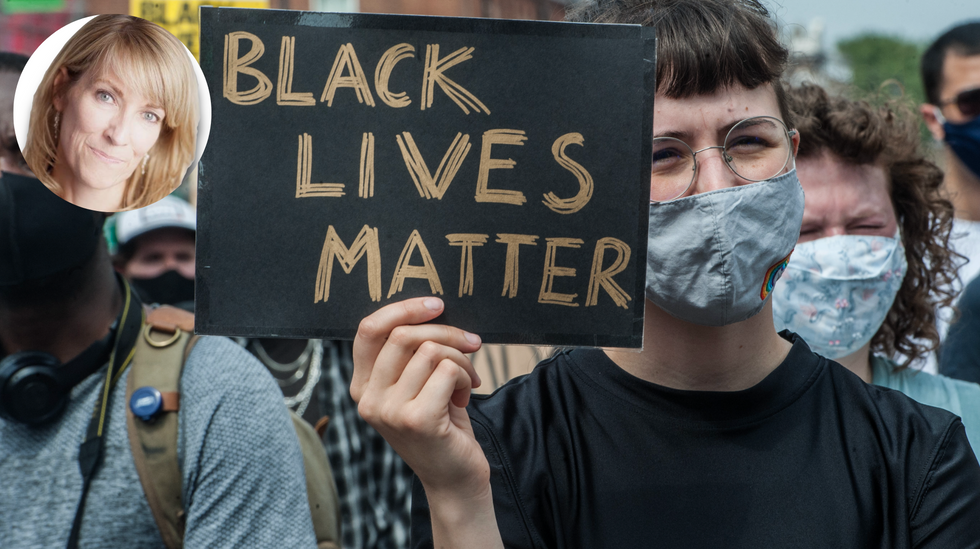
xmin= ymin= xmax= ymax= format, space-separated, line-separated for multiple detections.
xmin=786 ymin=83 xmax=960 ymax=367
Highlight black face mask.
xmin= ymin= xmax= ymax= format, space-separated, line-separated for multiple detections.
xmin=129 ymin=270 xmax=194 ymax=311
xmin=0 ymin=172 xmax=103 ymax=286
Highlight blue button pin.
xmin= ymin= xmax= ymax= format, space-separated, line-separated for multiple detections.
xmin=130 ymin=386 xmax=163 ymax=422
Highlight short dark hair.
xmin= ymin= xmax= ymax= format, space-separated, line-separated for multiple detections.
xmin=0 ymin=52 xmax=28 ymax=74
xmin=921 ymin=22 xmax=980 ymax=105
xmin=788 ymin=83 xmax=959 ymax=367
xmin=566 ymin=0 xmax=792 ymax=126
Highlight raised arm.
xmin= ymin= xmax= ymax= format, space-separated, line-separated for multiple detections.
xmin=351 ymin=297 xmax=505 ymax=549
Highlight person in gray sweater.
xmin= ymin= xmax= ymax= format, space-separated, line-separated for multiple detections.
xmin=0 ymin=172 xmax=317 ymax=548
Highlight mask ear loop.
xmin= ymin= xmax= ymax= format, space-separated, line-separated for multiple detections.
xmin=892 ymin=222 xmax=906 ymax=255
xmin=933 ymin=105 xmax=948 ymax=125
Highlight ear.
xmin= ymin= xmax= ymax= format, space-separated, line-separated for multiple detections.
xmin=920 ymin=104 xmax=945 ymax=141
xmin=790 ymin=128 xmax=801 ymax=158
xmin=52 ymin=66 xmax=69 ymax=112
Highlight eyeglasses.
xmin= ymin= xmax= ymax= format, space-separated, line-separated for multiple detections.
xmin=937 ymin=87 xmax=980 ymax=121
xmin=650 ymin=116 xmax=797 ymax=203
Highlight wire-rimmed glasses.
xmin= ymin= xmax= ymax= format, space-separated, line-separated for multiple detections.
xmin=650 ymin=116 xmax=797 ymax=203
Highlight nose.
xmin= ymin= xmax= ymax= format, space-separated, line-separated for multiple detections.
xmin=103 ymin=112 xmax=131 ymax=145
xmin=163 ymin=254 xmax=181 ymax=271
xmin=690 ymin=147 xmax=739 ymax=195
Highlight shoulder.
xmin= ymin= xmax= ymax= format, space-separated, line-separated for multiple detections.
xmin=873 ymin=356 xmax=980 ymax=411
xmin=874 ymin=356 xmax=980 ymax=452
xmin=805 ymin=360 xmax=980 ymax=531
xmin=176 ymin=337 xmax=316 ymax=546
xmin=181 ymin=335 xmax=278 ymax=396
xmin=177 ymin=335 xmax=293 ymax=456
xmin=832 ymin=359 xmax=963 ymax=455
xmin=466 ymin=350 xmax=579 ymax=471
xmin=468 ymin=349 xmax=576 ymax=426
xmin=827 ymin=362 xmax=980 ymax=544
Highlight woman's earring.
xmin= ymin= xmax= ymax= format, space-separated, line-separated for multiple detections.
xmin=53 ymin=112 xmax=60 ymax=138
xmin=141 ymin=154 xmax=149 ymax=176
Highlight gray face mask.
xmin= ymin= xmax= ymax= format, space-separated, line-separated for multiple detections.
xmin=645 ymin=169 xmax=805 ymax=326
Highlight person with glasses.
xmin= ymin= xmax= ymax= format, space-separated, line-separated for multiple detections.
xmin=771 ymin=83 xmax=980 ymax=453
xmin=920 ymin=22 xmax=980 ymax=379
xmin=350 ymin=1 xmax=980 ymax=547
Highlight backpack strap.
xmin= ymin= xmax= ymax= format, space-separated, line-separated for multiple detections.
xmin=290 ymin=410 xmax=341 ymax=549
xmin=126 ymin=306 xmax=198 ymax=549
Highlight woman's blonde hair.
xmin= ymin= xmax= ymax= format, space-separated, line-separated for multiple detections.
xmin=24 ymin=14 xmax=199 ymax=211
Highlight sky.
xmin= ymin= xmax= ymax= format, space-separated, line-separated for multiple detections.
xmin=770 ymin=0 xmax=980 ymax=49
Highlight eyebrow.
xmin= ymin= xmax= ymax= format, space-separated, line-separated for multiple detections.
xmin=94 ymin=78 xmax=165 ymax=112
xmin=654 ymin=117 xmax=777 ymax=141
xmin=94 ymin=79 xmax=124 ymax=100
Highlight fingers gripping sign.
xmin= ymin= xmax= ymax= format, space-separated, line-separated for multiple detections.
xmin=351 ymin=297 xmax=491 ymax=500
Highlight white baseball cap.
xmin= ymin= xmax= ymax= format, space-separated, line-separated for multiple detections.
xmin=115 ymin=195 xmax=196 ymax=246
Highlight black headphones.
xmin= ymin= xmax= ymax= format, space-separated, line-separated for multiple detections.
xmin=0 ymin=329 xmax=115 ymax=425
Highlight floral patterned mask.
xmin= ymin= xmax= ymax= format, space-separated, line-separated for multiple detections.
xmin=771 ymin=232 xmax=906 ymax=359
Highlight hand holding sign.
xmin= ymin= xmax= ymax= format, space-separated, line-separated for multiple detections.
xmin=196 ymin=9 xmax=655 ymax=347
xmin=351 ymin=297 xmax=503 ymax=547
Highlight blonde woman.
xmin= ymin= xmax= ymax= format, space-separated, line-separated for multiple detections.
xmin=24 ymin=15 xmax=198 ymax=212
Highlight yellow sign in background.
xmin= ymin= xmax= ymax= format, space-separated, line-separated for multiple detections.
xmin=130 ymin=0 xmax=269 ymax=59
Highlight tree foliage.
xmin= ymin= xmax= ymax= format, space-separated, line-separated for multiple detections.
xmin=837 ymin=33 xmax=931 ymax=143
xmin=837 ymin=33 xmax=925 ymax=104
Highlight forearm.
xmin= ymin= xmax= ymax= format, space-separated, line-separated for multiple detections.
xmin=428 ymin=483 xmax=505 ymax=549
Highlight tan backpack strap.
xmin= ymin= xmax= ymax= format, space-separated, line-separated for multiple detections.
xmin=145 ymin=305 xmax=195 ymax=334
xmin=290 ymin=411 xmax=342 ymax=549
xmin=126 ymin=306 xmax=199 ymax=549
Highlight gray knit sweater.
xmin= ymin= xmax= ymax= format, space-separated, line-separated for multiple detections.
xmin=0 ymin=335 xmax=317 ymax=548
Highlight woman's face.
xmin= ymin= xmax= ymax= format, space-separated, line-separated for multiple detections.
xmin=796 ymin=150 xmax=898 ymax=243
xmin=52 ymin=66 xmax=165 ymax=196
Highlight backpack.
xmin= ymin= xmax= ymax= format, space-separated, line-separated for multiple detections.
xmin=125 ymin=305 xmax=341 ymax=549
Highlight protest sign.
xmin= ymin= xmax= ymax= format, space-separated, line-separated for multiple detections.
xmin=196 ymin=7 xmax=654 ymax=347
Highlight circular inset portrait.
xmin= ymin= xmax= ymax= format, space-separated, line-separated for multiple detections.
xmin=14 ymin=14 xmax=210 ymax=213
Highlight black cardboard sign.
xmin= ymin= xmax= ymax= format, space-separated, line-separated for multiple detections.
xmin=196 ymin=7 xmax=655 ymax=347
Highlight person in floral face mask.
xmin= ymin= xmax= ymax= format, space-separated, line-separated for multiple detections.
xmin=773 ymin=83 xmax=980 ymax=450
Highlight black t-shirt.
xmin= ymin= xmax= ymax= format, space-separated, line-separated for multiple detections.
xmin=412 ymin=335 xmax=980 ymax=548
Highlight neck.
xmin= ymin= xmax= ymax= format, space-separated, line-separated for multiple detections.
xmin=0 ymin=267 xmax=122 ymax=363
xmin=51 ymin=162 xmax=126 ymax=211
xmin=604 ymin=299 xmax=793 ymax=391
xmin=834 ymin=342 xmax=873 ymax=383
xmin=945 ymin=148 xmax=980 ymax=222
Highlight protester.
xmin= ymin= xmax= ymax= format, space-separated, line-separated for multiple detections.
xmin=0 ymin=174 xmax=317 ymax=546
xmin=112 ymin=195 xmax=196 ymax=310
xmin=0 ymin=52 xmax=30 ymax=177
xmin=919 ymin=21 xmax=980 ymax=376
xmin=773 ymin=83 xmax=980 ymax=449
xmin=23 ymin=15 xmax=198 ymax=212
xmin=350 ymin=1 xmax=980 ymax=546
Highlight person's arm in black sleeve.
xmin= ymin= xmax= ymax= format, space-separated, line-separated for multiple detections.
xmin=412 ymin=475 xmax=435 ymax=548
xmin=411 ymin=417 xmax=540 ymax=549
xmin=910 ymin=420 xmax=980 ymax=548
